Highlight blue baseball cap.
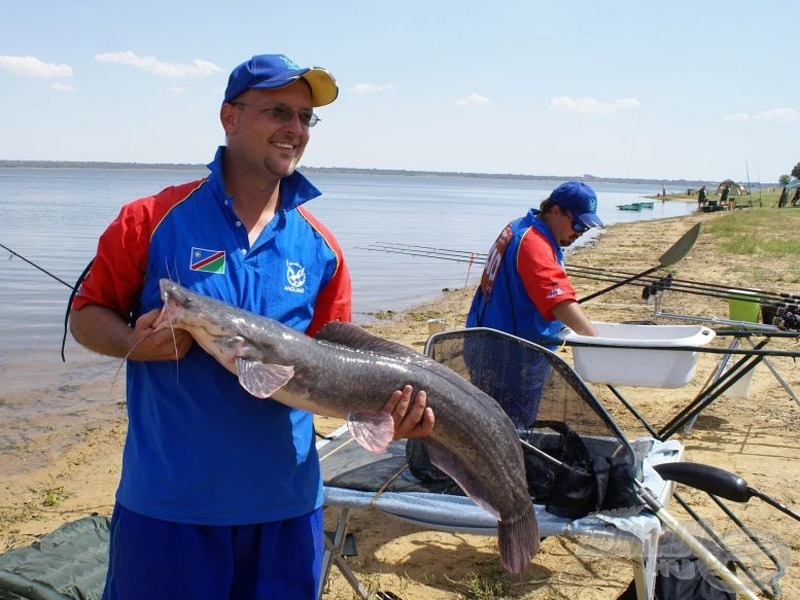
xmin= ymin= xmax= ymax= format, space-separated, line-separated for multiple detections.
xmin=549 ymin=181 xmax=603 ymax=229
xmin=224 ymin=54 xmax=338 ymax=107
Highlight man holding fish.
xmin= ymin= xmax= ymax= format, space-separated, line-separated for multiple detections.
xmin=70 ymin=54 xmax=434 ymax=599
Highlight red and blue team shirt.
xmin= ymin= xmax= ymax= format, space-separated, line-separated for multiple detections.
xmin=72 ymin=146 xmax=351 ymax=525
xmin=466 ymin=209 xmax=575 ymax=347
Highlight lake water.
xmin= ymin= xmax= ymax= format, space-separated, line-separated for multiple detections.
xmin=0 ymin=166 xmax=695 ymax=471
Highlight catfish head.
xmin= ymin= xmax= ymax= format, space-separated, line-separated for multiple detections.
xmin=155 ymin=279 xmax=296 ymax=399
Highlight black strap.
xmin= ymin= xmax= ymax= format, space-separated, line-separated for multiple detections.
xmin=61 ymin=259 xmax=94 ymax=362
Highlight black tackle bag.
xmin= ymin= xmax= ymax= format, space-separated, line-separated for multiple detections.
xmin=407 ymin=420 xmax=640 ymax=520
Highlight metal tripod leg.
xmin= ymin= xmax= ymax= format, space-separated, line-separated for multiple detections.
xmin=318 ymin=508 xmax=371 ymax=600
xmin=746 ymin=338 xmax=800 ymax=407
xmin=683 ymin=337 xmax=740 ymax=435
xmin=658 ymin=349 xmax=766 ymax=440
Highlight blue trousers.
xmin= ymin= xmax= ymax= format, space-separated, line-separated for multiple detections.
xmin=103 ymin=503 xmax=324 ymax=599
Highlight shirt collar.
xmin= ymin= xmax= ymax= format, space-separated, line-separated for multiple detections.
xmin=207 ymin=146 xmax=323 ymax=211
xmin=524 ymin=208 xmax=565 ymax=259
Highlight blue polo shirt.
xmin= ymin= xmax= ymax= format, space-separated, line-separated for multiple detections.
xmin=73 ymin=147 xmax=351 ymax=525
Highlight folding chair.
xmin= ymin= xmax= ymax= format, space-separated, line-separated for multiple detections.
xmin=319 ymin=327 xmax=770 ymax=599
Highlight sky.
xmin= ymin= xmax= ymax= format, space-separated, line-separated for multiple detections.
xmin=1 ymin=1 xmax=797 ymax=183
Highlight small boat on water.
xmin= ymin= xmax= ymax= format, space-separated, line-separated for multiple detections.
xmin=616 ymin=203 xmax=643 ymax=211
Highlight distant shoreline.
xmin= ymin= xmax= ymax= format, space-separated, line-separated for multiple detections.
xmin=0 ymin=159 xmax=767 ymax=188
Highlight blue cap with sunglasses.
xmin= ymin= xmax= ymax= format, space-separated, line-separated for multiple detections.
xmin=224 ymin=54 xmax=339 ymax=107
xmin=549 ymin=181 xmax=604 ymax=231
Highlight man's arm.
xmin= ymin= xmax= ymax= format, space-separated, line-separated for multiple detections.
xmin=70 ymin=305 xmax=192 ymax=361
xmin=551 ymin=300 xmax=598 ymax=336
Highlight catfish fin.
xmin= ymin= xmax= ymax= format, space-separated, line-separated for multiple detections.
xmin=347 ymin=410 xmax=395 ymax=452
xmin=317 ymin=321 xmax=436 ymax=365
xmin=423 ymin=438 xmax=501 ymax=519
xmin=235 ymin=357 xmax=294 ymax=399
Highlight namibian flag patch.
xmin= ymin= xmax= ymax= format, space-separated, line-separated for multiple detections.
xmin=190 ymin=247 xmax=226 ymax=274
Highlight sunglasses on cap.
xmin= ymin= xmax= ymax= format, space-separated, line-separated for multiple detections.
xmin=566 ymin=210 xmax=591 ymax=234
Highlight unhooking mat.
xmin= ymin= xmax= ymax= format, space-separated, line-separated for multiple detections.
xmin=0 ymin=514 xmax=109 ymax=600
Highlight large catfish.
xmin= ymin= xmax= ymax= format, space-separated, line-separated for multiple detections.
xmin=155 ymin=278 xmax=539 ymax=573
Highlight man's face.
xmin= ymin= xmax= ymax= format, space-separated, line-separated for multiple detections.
xmin=552 ymin=205 xmax=588 ymax=247
xmin=222 ymin=81 xmax=314 ymax=181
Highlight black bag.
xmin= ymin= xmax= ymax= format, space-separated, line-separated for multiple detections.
xmin=522 ymin=421 xmax=640 ymax=519
xmin=406 ymin=437 xmax=448 ymax=483
xmin=407 ymin=420 xmax=640 ymax=519
xmin=405 ymin=437 xmax=463 ymax=495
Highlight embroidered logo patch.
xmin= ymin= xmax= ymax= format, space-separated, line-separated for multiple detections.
xmin=190 ymin=248 xmax=226 ymax=274
xmin=284 ymin=260 xmax=306 ymax=293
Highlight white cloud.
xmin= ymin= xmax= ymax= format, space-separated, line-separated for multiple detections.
xmin=158 ymin=86 xmax=189 ymax=97
xmin=0 ymin=55 xmax=72 ymax=78
xmin=457 ymin=93 xmax=491 ymax=107
xmin=724 ymin=112 xmax=750 ymax=122
xmin=550 ymin=96 xmax=640 ymax=114
xmin=52 ymin=82 xmax=76 ymax=92
xmin=93 ymin=51 xmax=223 ymax=77
xmin=724 ymin=108 xmax=799 ymax=122
xmin=754 ymin=107 xmax=799 ymax=122
xmin=350 ymin=82 xmax=394 ymax=94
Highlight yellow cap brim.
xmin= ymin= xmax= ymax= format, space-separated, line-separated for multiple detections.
xmin=300 ymin=68 xmax=339 ymax=107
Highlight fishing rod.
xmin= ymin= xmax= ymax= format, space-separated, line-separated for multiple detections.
xmin=579 ymin=224 xmax=701 ymax=303
xmin=369 ymin=242 xmax=486 ymax=261
xmin=365 ymin=242 xmax=799 ymax=304
xmin=365 ymin=243 xmax=751 ymax=302
xmin=364 ymin=242 xmax=486 ymax=264
xmin=360 ymin=244 xmax=485 ymax=265
xmin=363 ymin=242 xmax=800 ymax=330
xmin=0 ymin=242 xmax=95 ymax=361
xmin=573 ymin=272 xmax=799 ymax=330
xmin=0 ymin=242 xmax=75 ymax=290
xmin=569 ymin=269 xmax=799 ymax=310
xmin=561 ymin=269 xmax=799 ymax=320
xmin=569 ymin=263 xmax=799 ymax=304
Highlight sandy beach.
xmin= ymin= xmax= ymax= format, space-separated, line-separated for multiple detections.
xmin=2 ymin=209 xmax=799 ymax=599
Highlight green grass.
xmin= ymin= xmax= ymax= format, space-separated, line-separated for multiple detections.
xmin=461 ymin=569 xmax=510 ymax=599
xmin=703 ymin=208 xmax=800 ymax=259
xmin=39 ymin=486 xmax=69 ymax=508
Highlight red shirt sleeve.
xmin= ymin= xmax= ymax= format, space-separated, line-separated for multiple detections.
xmin=516 ymin=228 xmax=576 ymax=319
xmin=306 ymin=257 xmax=352 ymax=337
xmin=72 ymin=181 xmax=203 ymax=317
xmin=300 ymin=207 xmax=353 ymax=336
xmin=71 ymin=200 xmax=154 ymax=317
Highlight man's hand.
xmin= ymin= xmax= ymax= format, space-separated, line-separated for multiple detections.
xmin=382 ymin=385 xmax=435 ymax=439
xmin=71 ymin=304 xmax=192 ymax=361
xmin=128 ymin=308 xmax=193 ymax=361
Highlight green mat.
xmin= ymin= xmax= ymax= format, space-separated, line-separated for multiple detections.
xmin=0 ymin=515 xmax=109 ymax=600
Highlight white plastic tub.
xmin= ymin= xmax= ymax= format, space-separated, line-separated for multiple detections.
xmin=720 ymin=361 xmax=757 ymax=399
xmin=559 ymin=322 xmax=716 ymax=388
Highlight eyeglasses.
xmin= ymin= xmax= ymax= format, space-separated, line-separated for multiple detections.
xmin=229 ymin=102 xmax=320 ymax=128
xmin=567 ymin=211 xmax=591 ymax=234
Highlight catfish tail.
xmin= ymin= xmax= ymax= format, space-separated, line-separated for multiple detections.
xmin=497 ymin=507 xmax=540 ymax=574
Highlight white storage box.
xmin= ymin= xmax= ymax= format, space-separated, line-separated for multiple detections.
xmin=559 ymin=322 xmax=716 ymax=388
